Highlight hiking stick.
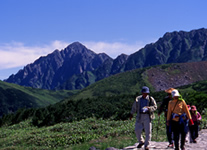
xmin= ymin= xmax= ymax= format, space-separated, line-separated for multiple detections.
xmin=156 ymin=116 xmax=160 ymax=140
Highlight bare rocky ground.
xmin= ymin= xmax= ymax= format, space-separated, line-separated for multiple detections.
xmin=104 ymin=129 xmax=207 ymax=150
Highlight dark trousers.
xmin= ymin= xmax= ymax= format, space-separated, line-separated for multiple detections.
xmin=171 ymin=120 xmax=187 ymax=149
xmin=189 ymin=121 xmax=199 ymax=140
xmin=166 ymin=124 xmax=173 ymax=144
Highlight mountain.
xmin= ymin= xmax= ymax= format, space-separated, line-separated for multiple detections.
xmin=5 ymin=28 xmax=207 ymax=90
xmin=0 ymin=80 xmax=77 ymax=116
xmin=58 ymin=28 xmax=207 ymax=90
xmin=5 ymin=42 xmax=111 ymax=90
xmin=122 ymin=28 xmax=207 ymax=71
xmin=69 ymin=61 xmax=207 ymax=100
xmin=57 ymin=53 xmax=128 ymax=90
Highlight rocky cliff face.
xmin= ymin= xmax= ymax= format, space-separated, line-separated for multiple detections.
xmin=5 ymin=42 xmax=111 ymax=89
xmin=122 ymin=28 xmax=207 ymax=71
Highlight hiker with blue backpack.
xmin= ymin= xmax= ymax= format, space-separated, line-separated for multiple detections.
xmin=167 ymin=89 xmax=194 ymax=150
xmin=130 ymin=86 xmax=157 ymax=150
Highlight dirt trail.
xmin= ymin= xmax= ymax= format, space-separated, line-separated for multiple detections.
xmin=105 ymin=129 xmax=207 ymax=150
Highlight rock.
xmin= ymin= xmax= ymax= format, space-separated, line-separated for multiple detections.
xmin=105 ymin=147 xmax=120 ymax=150
xmin=89 ymin=146 xmax=98 ymax=150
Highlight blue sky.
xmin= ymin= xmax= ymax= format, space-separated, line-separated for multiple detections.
xmin=0 ymin=0 xmax=207 ymax=80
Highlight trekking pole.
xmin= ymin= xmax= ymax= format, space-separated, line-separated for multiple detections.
xmin=156 ymin=116 xmax=160 ymax=141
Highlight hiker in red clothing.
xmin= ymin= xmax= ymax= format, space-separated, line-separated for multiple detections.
xmin=189 ymin=105 xmax=202 ymax=143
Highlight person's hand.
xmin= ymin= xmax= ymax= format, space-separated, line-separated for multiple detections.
xmin=129 ymin=114 xmax=133 ymax=120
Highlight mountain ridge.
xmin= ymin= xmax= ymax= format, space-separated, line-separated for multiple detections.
xmin=5 ymin=28 xmax=207 ymax=90
xmin=5 ymin=42 xmax=111 ymax=89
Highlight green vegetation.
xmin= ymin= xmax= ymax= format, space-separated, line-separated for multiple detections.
xmin=0 ymin=80 xmax=79 ymax=116
xmin=1 ymin=74 xmax=207 ymax=149
xmin=0 ymin=110 xmax=206 ymax=150
xmin=70 ymin=68 xmax=148 ymax=100
xmin=0 ymin=115 xmax=166 ymax=150
xmin=1 ymin=80 xmax=207 ymax=127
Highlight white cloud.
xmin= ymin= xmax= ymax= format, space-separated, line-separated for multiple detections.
xmin=0 ymin=41 xmax=68 ymax=70
xmin=0 ymin=40 xmax=147 ymax=70
xmin=83 ymin=41 xmax=145 ymax=58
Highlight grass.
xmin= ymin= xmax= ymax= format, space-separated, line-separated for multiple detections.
xmin=0 ymin=108 xmax=206 ymax=150
xmin=0 ymin=113 xmax=169 ymax=150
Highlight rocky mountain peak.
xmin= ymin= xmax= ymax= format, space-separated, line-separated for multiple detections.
xmin=5 ymin=42 xmax=111 ymax=89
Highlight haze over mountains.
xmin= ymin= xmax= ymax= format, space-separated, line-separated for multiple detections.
xmin=5 ymin=28 xmax=207 ymax=90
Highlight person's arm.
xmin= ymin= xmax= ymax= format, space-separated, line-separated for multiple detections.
xmin=183 ymin=101 xmax=191 ymax=119
xmin=148 ymin=96 xmax=157 ymax=112
xmin=197 ymin=112 xmax=202 ymax=120
xmin=130 ymin=98 xmax=137 ymax=120
xmin=183 ymin=101 xmax=194 ymax=125
xmin=158 ymin=99 xmax=165 ymax=116
xmin=166 ymin=101 xmax=172 ymax=126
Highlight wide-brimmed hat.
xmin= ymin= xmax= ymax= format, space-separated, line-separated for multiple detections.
xmin=165 ymin=88 xmax=175 ymax=94
xmin=191 ymin=105 xmax=197 ymax=111
xmin=141 ymin=86 xmax=150 ymax=93
xmin=171 ymin=89 xmax=180 ymax=97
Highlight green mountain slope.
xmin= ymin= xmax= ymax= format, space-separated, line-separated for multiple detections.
xmin=1 ymin=61 xmax=207 ymax=127
xmin=70 ymin=61 xmax=207 ymax=100
xmin=0 ymin=80 xmax=78 ymax=116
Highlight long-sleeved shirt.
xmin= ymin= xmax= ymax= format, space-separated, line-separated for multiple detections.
xmin=131 ymin=95 xmax=157 ymax=121
xmin=167 ymin=99 xmax=192 ymax=122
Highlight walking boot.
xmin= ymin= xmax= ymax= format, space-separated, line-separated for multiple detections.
xmin=137 ymin=142 xmax=144 ymax=148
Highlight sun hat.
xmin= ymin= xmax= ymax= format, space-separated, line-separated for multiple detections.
xmin=165 ymin=88 xmax=175 ymax=94
xmin=191 ymin=105 xmax=197 ymax=111
xmin=141 ymin=86 xmax=150 ymax=93
xmin=171 ymin=89 xmax=180 ymax=97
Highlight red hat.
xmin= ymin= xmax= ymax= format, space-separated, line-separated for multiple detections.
xmin=187 ymin=105 xmax=191 ymax=110
xmin=191 ymin=105 xmax=197 ymax=111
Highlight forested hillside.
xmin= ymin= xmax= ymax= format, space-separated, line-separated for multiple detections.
xmin=1 ymin=79 xmax=207 ymax=127
xmin=0 ymin=80 xmax=78 ymax=116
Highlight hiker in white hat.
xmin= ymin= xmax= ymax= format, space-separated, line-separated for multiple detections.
xmin=167 ymin=89 xmax=194 ymax=150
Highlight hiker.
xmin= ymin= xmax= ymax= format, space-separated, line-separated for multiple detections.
xmin=167 ymin=89 xmax=194 ymax=150
xmin=185 ymin=105 xmax=192 ymax=143
xmin=189 ymin=105 xmax=202 ymax=143
xmin=129 ymin=86 xmax=157 ymax=150
xmin=158 ymin=88 xmax=175 ymax=148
